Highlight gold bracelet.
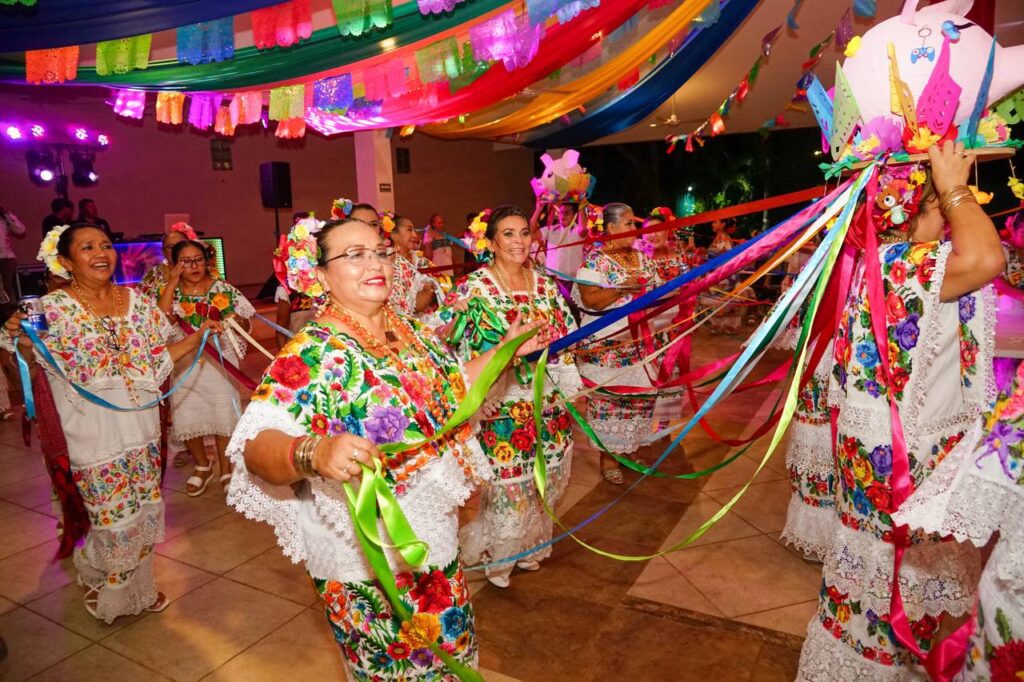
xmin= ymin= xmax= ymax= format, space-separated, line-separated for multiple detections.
xmin=294 ymin=436 xmax=321 ymax=478
xmin=939 ymin=185 xmax=976 ymax=214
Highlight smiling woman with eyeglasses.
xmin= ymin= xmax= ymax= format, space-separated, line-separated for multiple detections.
xmin=158 ymin=239 xmax=255 ymax=498
xmin=224 ymin=217 xmax=545 ymax=680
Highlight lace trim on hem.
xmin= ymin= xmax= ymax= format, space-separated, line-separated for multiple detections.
xmin=780 ymin=494 xmax=836 ymax=562
xmin=822 ymin=521 xmax=980 ymax=620
xmin=172 ymin=423 xmax=239 ymax=441
xmin=797 ymin=617 xmax=929 ymax=681
xmin=786 ymin=420 xmax=834 ymax=475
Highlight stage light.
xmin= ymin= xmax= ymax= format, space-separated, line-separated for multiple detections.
xmin=70 ymin=150 xmax=98 ymax=187
xmin=27 ymin=148 xmax=57 ymax=187
xmin=4 ymin=125 xmax=23 ymax=141
xmin=73 ymin=127 xmax=89 ymax=141
xmin=30 ymin=124 xmax=44 ymax=138
xmin=96 ymin=134 xmax=109 ymax=146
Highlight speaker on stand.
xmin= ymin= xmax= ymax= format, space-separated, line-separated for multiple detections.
xmin=260 ymin=161 xmax=292 ymax=241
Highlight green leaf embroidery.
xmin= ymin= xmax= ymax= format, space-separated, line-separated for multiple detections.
xmin=996 ymin=607 xmax=1014 ymax=645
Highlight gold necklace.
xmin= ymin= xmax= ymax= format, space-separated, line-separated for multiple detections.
xmin=71 ymin=279 xmax=123 ymax=320
xmin=70 ymin=280 xmax=140 ymax=405
xmin=489 ymin=263 xmax=532 ymax=296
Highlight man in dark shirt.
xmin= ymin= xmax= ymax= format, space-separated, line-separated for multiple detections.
xmin=75 ymin=198 xmax=113 ymax=239
xmin=41 ymin=197 xmax=73 ymax=237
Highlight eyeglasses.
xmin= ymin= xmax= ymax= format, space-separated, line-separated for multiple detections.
xmin=322 ymin=247 xmax=391 ymax=266
xmin=179 ymin=257 xmax=206 ymax=267
xmin=98 ymin=317 xmax=123 ymax=353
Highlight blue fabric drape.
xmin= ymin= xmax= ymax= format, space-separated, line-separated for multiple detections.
xmin=522 ymin=0 xmax=759 ymax=149
xmin=0 ymin=0 xmax=282 ymax=52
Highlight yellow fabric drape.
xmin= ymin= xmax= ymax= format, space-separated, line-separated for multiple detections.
xmin=423 ymin=0 xmax=712 ymax=138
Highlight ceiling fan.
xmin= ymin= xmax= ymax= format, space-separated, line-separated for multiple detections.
xmin=651 ymin=93 xmax=682 ymax=128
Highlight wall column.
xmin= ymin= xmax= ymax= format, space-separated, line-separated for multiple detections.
xmin=353 ymin=129 xmax=395 ymax=212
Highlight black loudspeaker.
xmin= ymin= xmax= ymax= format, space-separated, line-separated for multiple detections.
xmin=260 ymin=162 xmax=292 ymax=209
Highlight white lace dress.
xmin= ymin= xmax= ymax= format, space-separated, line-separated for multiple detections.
xmin=437 ymin=268 xmax=583 ymax=582
xmin=894 ymin=362 xmax=1024 ymax=681
xmin=572 ymin=249 xmax=663 ymax=454
xmin=226 ymin=318 xmax=490 ymax=680
xmin=0 ymin=289 xmax=172 ymax=623
xmin=797 ymin=241 xmax=995 ymax=680
xmin=780 ymin=342 xmax=837 ymax=561
xmin=169 ymin=280 xmax=254 ymax=441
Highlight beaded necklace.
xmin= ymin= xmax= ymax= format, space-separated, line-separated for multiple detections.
xmin=69 ymin=281 xmax=141 ymax=405
xmin=326 ymin=301 xmax=456 ymax=437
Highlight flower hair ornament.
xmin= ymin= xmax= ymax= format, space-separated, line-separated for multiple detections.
xmin=583 ymin=204 xmax=605 ymax=239
xmin=331 ymin=197 xmax=354 ymax=220
xmin=169 ymin=221 xmax=198 ymax=240
xmin=872 ymin=163 xmax=927 ymax=231
xmin=380 ymin=210 xmax=396 ymax=235
xmin=463 ymin=209 xmax=492 ymax=262
xmin=280 ymin=215 xmax=327 ymax=298
xmin=38 ymin=224 xmax=72 ymax=279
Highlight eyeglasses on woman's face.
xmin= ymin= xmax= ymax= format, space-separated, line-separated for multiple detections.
xmin=179 ymin=256 xmax=207 ymax=267
xmin=322 ymin=247 xmax=391 ymax=267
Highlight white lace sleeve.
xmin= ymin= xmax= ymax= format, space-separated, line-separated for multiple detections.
xmin=893 ymin=418 xmax=1024 ymax=547
xmin=226 ymin=401 xmax=308 ymax=563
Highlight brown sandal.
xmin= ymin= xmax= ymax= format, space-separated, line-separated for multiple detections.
xmin=602 ymin=467 xmax=624 ymax=485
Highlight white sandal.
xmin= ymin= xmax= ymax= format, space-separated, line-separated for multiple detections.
xmin=186 ymin=463 xmax=215 ymax=497
xmin=219 ymin=472 xmax=232 ymax=490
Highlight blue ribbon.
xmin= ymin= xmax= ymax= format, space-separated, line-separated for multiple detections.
xmin=15 ymin=320 xmax=211 ymax=419
xmin=468 ymin=169 xmax=871 ymax=571
xmin=252 ymin=311 xmax=295 ymax=339
xmin=522 ymin=0 xmax=759 ymax=149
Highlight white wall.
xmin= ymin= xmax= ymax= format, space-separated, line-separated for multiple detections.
xmin=0 ymin=85 xmax=536 ymax=292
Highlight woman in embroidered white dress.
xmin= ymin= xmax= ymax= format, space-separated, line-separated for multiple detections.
xmin=437 ymin=206 xmax=583 ymax=588
xmin=389 ymin=216 xmax=446 ymax=318
xmin=226 ymin=218 xmax=543 ymax=680
xmin=158 ymin=239 xmax=254 ymax=497
xmin=573 ymin=203 xmax=662 ymax=484
xmin=797 ymin=142 xmax=1007 ymax=680
xmin=2 ymin=224 xmax=220 ymax=623
xmin=894 ymin=357 xmax=1024 ymax=680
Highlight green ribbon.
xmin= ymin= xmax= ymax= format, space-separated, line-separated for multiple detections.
xmin=0 ymin=0 xmax=509 ymax=90
xmin=446 ymin=297 xmax=506 ymax=351
xmin=339 ymin=326 xmax=538 ymax=682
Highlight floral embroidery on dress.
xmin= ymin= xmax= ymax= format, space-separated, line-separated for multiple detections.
xmin=312 ymin=556 xmax=477 ymax=682
xmin=173 ymin=279 xmax=250 ymax=328
xmin=253 ymin=318 xmax=473 ymax=491
xmin=74 ymin=443 xmax=163 ymax=527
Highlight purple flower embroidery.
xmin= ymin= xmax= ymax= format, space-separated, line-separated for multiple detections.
xmin=869 ymin=445 xmax=893 ymax=477
xmin=327 ymin=418 xmax=346 ymax=436
xmin=977 ymin=422 xmax=1024 ymax=480
xmin=410 ymin=649 xmax=434 ymax=667
xmin=864 ymin=380 xmax=881 ymax=398
xmin=959 ymin=295 xmax=976 ymax=324
xmin=895 ymin=316 xmax=919 ymax=351
xmin=363 ymin=405 xmax=410 ymax=445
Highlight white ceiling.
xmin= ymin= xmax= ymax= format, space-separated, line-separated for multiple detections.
xmin=592 ymin=0 xmax=1024 ymax=145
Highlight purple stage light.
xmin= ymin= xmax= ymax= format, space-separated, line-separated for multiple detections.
xmin=73 ymin=127 xmax=89 ymax=141
xmin=30 ymin=125 xmax=44 ymax=138
xmin=5 ymin=125 xmax=23 ymax=141
xmin=97 ymin=134 xmax=110 ymax=146
xmin=38 ymin=169 xmax=54 ymax=182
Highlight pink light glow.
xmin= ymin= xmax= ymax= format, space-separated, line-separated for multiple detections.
xmin=73 ymin=127 xmax=89 ymax=141
xmin=4 ymin=125 xmax=23 ymax=141
xmin=97 ymin=134 xmax=110 ymax=146
xmin=304 ymin=108 xmax=388 ymax=137
xmin=30 ymin=125 xmax=44 ymax=138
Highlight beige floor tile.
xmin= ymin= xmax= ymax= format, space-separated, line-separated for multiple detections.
xmin=481 ymin=667 xmax=525 ymax=682
xmin=25 ymin=581 xmax=148 ymax=641
xmin=0 ymin=607 xmax=90 ymax=681
xmin=162 ymin=453 xmax=232 ymax=504
xmin=31 ymin=643 xmax=169 ymax=682
xmin=161 ymin=490 xmax=232 ymax=540
xmin=626 ymin=556 xmax=723 ymax=616
xmin=0 ymin=508 xmax=55 ymax=560
xmin=555 ymin=481 xmax=593 ymax=514
xmin=659 ymin=492 xmax=761 ymax=550
xmin=0 ymin=473 xmax=56 ymax=510
xmin=0 ymin=497 xmax=24 ymax=520
xmin=152 ymin=554 xmax=219 ymax=601
xmin=202 ymin=608 xmax=346 ymax=682
xmin=0 ymin=594 xmax=15 ymax=614
xmin=703 ymin=479 xmax=793 ymax=534
xmin=737 ymin=600 xmax=818 ymax=637
xmin=665 ymin=535 xmax=822 ymax=618
xmin=0 ymin=540 xmax=75 ymax=603
xmin=701 ymin=452 xmax=783 ymax=492
xmin=104 ymin=578 xmax=304 ymax=682
xmin=567 ymin=445 xmax=602 ymax=485
xmin=155 ymin=512 xmax=277 ymax=574
xmin=0 ymin=449 xmax=46 ymax=488
xmin=224 ymin=547 xmax=319 ymax=606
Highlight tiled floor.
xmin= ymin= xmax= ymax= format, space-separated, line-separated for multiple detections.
xmin=0 ymin=321 xmax=819 ymax=681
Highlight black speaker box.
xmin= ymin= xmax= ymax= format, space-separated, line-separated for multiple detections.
xmin=260 ymin=161 xmax=292 ymax=209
